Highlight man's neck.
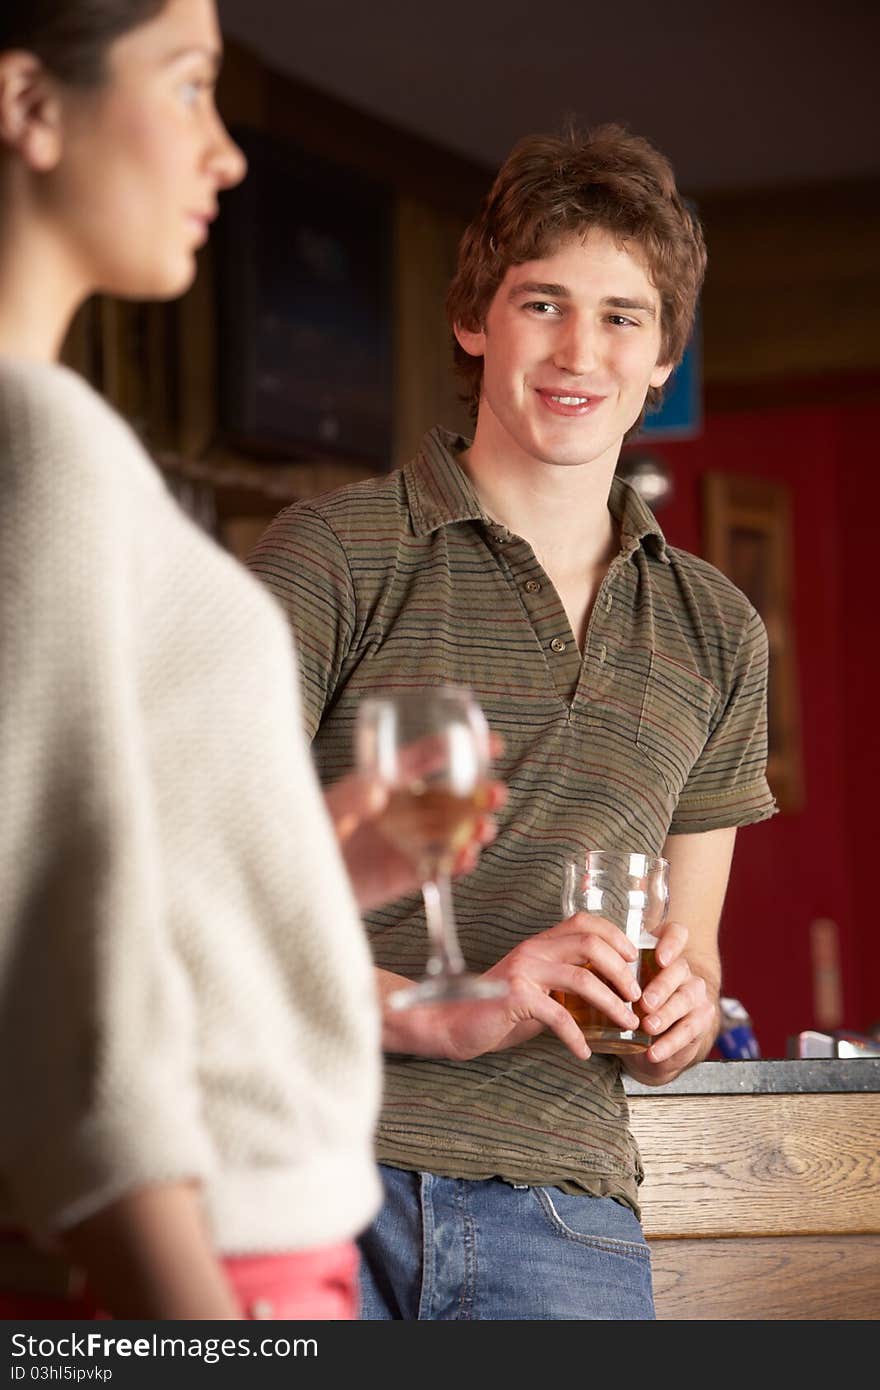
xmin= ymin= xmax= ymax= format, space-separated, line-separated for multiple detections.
xmin=457 ymin=421 xmax=622 ymax=578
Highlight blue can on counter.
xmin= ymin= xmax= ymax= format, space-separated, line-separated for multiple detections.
xmin=716 ymin=996 xmax=760 ymax=1059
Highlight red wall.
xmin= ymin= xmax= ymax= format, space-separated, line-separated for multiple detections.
xmin=646 ymin=399 xmax=879 ymax=1057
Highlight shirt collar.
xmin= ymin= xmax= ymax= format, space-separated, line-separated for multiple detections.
xmin=608 ymin=474 xmax=671 ymax=563
xmin=405 ymin=425 xmax=669 ymax=563
xmin=405 ymin=427 xmax=488 ymax=534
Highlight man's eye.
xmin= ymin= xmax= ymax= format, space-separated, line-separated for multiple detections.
xmin=608 ymin=314 xmax=638 ymax=327
xmin=526 ymin=301 xmax=559 ymax=315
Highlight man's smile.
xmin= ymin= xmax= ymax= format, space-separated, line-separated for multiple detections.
xmin=533 ymin=387 xmax=606 ymax=417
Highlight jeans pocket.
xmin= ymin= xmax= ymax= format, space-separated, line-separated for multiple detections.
xmin=530 ymin=1188 xmax=651 ymax=1265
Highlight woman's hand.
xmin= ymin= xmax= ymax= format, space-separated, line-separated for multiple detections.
xmin=324 ymin=734 xmax=507 ymax=911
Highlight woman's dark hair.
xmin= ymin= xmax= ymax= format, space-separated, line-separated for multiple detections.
xmin=0 ymin=0 xmax=167 ymax=86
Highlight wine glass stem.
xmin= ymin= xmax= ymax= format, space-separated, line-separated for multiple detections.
xmin=421 ymin=872 xmax=466 ymax=979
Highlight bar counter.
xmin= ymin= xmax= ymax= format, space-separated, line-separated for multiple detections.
xmin=622 ymin=1059 xmax=880 ymax=1319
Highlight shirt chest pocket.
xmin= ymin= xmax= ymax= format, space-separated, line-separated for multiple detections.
xmin=636 ymin=652 xmax=718 ymax=797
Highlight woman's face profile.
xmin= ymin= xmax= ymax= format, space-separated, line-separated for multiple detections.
xmin=44 ymin=0 xmax=246 ymax=300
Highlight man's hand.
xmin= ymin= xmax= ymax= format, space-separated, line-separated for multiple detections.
xmin=619 ymin=827 xmax=733 ymax=1086
xmin=381 ymin=913 xmax=643 ymax=1061
xmin=621 ymin=919 xmax=720 ymax=1086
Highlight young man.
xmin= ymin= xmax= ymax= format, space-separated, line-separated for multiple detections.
xmin=248 ymin=125 xmax=776 ymax=1320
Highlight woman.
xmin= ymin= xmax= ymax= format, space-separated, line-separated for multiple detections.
xmin=0 ymin=0 xmax=499 ymax=1321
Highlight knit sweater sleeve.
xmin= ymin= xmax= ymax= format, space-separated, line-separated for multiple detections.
xmin=0 ymin=362 xmax=381 ymax=1246
xmin=0 ymin=365 xmax=217 ymax=1230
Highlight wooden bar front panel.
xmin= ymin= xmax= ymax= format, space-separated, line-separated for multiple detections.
xmin=628 ymin=1090 xmax=880 ymax=1319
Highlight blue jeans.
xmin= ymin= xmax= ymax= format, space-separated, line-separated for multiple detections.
xmin=358 ymin=1164 xmax=655 ymax=1320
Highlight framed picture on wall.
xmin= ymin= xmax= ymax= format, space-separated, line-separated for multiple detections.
xmin=214 ymin=127 xmax=393 ymax=464
xmin=702 ymin=472 xmax=804 ymax=814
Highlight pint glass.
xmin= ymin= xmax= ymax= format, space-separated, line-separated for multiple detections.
xmin=552 ymin=850 xmax=669 ymax=1055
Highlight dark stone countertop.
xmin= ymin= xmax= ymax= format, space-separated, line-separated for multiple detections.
xmin=623 ymin=1057 xmax=880 ymax=1096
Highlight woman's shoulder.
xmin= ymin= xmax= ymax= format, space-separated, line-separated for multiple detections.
xmin=1 ymin=356 xmax=153 ymax=454
xmin=0 ymin=356 xmax=162 ymax=497
xmin=1 ymin=356 xmax=116 ymax=423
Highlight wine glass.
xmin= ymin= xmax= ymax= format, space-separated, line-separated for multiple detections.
xmin=355 ymin=685 xmax=508 ymax=1009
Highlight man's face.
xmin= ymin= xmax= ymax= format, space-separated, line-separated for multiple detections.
xmin=455 ymin=228 xmax=672 ymax=472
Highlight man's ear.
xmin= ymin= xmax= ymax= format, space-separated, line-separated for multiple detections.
xmin=454 ymin=320 xmax=487 ymax=359
xmin=0 ymin=51 xmax=64 ymax=172
xmin=649 ymin=359 xmax=674 ymax=391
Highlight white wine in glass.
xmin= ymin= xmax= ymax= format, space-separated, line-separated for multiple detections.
xmin=355 ymin=685 xmax=508 ymax=1008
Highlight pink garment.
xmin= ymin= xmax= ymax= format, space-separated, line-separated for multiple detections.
xmin=228 ymin=1242 xmax=359 ymax=1320
xmin=0 ymin=1239 xmax=358 ymax=1320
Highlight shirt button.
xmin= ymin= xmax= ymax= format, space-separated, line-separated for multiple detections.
xmin=604 ymin=592 xmax=614 ymax=612
xmin=549 ymin=637 xmax=566 ymax=653
xmin=249 ymin=1299 xmax=274 ymax=1319
xmin=524 ymin=579 xmax=541 ymax=594
xmin=598 ymin=642 xmax=607 ymax=663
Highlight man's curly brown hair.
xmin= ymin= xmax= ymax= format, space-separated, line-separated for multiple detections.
xmin=446 ymin=124 xmax=706 ymax=423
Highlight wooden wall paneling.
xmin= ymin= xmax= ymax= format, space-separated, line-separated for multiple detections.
xmin=176 ymin=243 xmax=219 ymax=459
xmin=96 ymin=297 xmax=128 ymax=414
xmin=61 ymin=295 xmax=179 ymax=454
xmin=394 ymin=196 xmax=472 ymax=466
xmin=142 ymin=301 xmax=177 ymax=453
xmin=60 ymin=297 xmax=101 ymax=382
xmin=650 ymin=1234 xmax=880 ymax=1320
xmin=704 ymin=272 xmax=880 ymax=380
xmin=629 ymin=1092 xmax=880 ymax=1239
xmin=697 ymin=178 xmax=880 ymax=383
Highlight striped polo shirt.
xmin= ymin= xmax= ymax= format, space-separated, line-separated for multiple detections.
xmin=249 ymin=426 xmax=776 ymax=1213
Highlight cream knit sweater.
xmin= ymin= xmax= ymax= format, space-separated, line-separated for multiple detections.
xmin=0 ymin=359 xmax=381 ymax=1251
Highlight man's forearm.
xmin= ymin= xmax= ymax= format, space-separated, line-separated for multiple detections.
xmin=681 ymin=948 xmax=722 ymax=1057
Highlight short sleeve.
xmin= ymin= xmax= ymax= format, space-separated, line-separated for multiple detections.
xmin=668 ymin=606 xmax=778 ymax=834
xmin=247 ymin=505 xmax=356 ymax=740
